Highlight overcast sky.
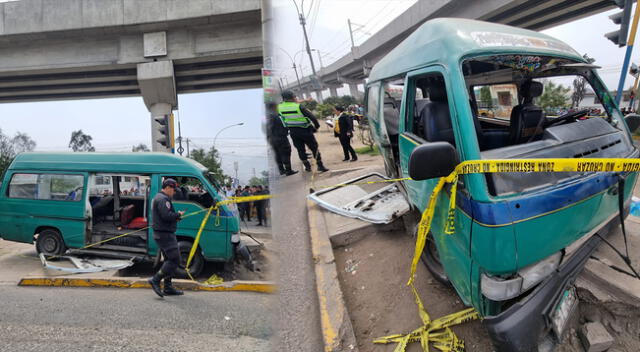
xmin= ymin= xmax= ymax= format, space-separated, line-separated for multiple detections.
xmin=272 ymin=0 xmax=640 ymax=94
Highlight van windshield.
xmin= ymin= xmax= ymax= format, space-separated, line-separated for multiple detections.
xmin=203 ymin=172 xmax=223 ymax=194
xmin=462 ymin=54 xmax=634 ymax=196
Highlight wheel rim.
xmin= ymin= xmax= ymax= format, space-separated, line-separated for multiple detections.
xmin=41 ymin=235 xmax=59 ymax=254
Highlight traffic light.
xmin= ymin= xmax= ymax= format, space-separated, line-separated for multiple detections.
xmin=605 ymin=0 xmax=633 ymax=47
xmin=154 ymin=115 xmax=171 ymax=148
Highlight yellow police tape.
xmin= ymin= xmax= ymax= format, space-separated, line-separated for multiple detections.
xmin=376 ymin=157 xmax=640 ymax=351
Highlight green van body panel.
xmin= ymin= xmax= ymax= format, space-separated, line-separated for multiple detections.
xmin=0 ymin=152 xmax=238 ymax=262
xmin=365 ymin=18 xmax=638 ymax=317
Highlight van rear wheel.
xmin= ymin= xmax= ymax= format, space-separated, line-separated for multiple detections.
xmin=176 ymin=240 xmax=204 ymax=279
xmin=36 ymin=229 xmax=67 ymax=257
xmin=420 ymin=234 xmax=451 ymax=286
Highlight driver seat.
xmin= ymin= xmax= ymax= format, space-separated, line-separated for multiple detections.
xmin=509 ymin=81 xmax=545 ymax=145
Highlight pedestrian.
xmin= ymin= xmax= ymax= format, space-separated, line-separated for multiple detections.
xmin=267 ymin=102 xmax=298 ymax=176
xmin=148 ymin=178 xmax=186 ymax=297
xmin=277 ymin=90 xmax=329 ymax=173
xmin=335 ymin=105 xmax=358 ymax=162
xmin=239 ymin=186 xmax=252 ymax=222
xmin=254 ymin=185 xmax=267 ymax=226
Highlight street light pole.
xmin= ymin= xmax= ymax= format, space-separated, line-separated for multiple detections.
xmin=213 ymin=122 xmax=245 ymax=150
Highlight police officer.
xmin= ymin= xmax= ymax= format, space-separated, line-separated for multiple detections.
xmin=266 ymin=102 xmax=298 ymax=176
xmin=277 ymin=91 xmax=329 ymax=173
xmin=148 ymin=178 xmax=185 ymax=297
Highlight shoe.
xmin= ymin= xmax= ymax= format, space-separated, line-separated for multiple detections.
xmin=342 ymin=158 xmax=350 ymax=162
xmin=303 ymin=161 xmax=312 ymax=172
xmin=285 ymin=170 xmax=299 ymax=176
xmin=163 ymin=279 xmax=184 ymax=296
xmin=148 ymin=274 xmax=164 ymax=297
xmin=350 ymin=158 xmax=358 ymax=162
xmin=317 ymin=164 xmax=329 ymax=173
xmin=257 ymin=223 xmax=263 ymax=226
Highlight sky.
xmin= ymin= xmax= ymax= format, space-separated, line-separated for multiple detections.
xmin=272 ymin=0 xmax=640 ymax=94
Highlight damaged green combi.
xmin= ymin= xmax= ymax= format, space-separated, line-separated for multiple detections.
xmin=0 ymin=152 xmax=243 ymax=277
xmin=365 ymin=18 xmax=639 ymax=351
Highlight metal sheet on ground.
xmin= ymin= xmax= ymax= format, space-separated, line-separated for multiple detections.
xmin=308 ymin=172 xmax=410 ymax=224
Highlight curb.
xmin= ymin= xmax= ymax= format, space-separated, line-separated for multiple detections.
xmin=307 ymin=200 xmax=359 ymax=352
xmin=18 ymin=277 xmax=276 ymax=293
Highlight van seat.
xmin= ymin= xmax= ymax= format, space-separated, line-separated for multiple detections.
xmin=419 ymin=84 xmax=455 ymax=145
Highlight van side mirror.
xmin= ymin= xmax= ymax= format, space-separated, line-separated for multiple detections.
xmin=624 ymin=114 xmax=640 ymax=133
xmin=408 ymin=142 xmax=459 ymax=181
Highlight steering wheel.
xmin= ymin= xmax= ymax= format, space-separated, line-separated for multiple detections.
xmin=543 ymin=109 xmax=589 ymax=128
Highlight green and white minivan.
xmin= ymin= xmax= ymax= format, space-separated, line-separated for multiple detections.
xmin=0 ymin=152 xmax=242 ymax=277
xmin=365 ymin=18 xmax=639 ymax=351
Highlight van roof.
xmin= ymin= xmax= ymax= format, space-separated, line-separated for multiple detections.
xmin=368 ymin=18 xmax=583 ymax=82
xmin=9 ymin=152 xmax=209 ymax=175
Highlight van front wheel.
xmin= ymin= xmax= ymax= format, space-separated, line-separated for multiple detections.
xmin=420 ymin=235 xmax=450 ymax=286
xmin=36 ymin=229 xmax=67 ymax=257
xmin=177 ymin=240 xmax=204 ymax=279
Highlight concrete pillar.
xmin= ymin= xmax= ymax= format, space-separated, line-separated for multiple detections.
xmin=137 ymin=60 xmax=177 ymax=152
xmin=329 ymin=86 xmax=339 ymax=98
xmin=314 ymin=90 xmax=324 ymax=103
xmin=348 ymin=83 xmax=359 ymax=99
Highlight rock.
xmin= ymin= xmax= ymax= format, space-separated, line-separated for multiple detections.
xmin=579 ymin=322 xmax=614 ymax=352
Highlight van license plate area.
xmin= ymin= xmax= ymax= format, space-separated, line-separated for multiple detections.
xmin=551 ymin=286 xmax=578 ymax=338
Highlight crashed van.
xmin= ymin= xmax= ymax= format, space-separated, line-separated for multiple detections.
xmin=364 ymin=18 xmax=639 ymax=350
xmin=0 ymin=152 xmax=242 ymax=277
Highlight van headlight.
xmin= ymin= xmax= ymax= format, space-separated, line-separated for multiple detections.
xmin=481 ymin=252 xmax=562 ymax=301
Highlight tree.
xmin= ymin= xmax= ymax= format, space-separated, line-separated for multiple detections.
xmin=68 ymin=130 xmax=95 ymax=152
xmin=316 ymin=103 xmax=336 ymax=118
xmin=132 ymin=143 xmax=150 ymax=152
xmin=248 ymin=170 xmax=269 ymax=186
xmin=479 ymin=86 xmax=492 ymax=108
xmin=190 ymin=146 xmax=228 ymax=185
xmin=300 ymin=99 xmax=318 ymax=112
xmin=0 ymin=129 xmax=36 ymax=178
xmin=571 ymin=54 xmax=596 ymax=108
xmin=538 ymin=80 xmax=570 ymax=110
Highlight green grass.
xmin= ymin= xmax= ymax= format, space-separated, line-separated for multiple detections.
xmin=355 ymin=145 xmax=381 ymax=156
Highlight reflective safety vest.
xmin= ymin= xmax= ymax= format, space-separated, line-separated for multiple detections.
xmin=277 ymin=102 xmax=311 ymax=128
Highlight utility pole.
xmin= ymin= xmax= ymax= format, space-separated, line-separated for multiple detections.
xmin=293 ymin=1 xmax=317 ymax=77
xmin=313 ymin=49 xmax=324 ymax=68
xmin=293 ymin=62 xmax=302 ymax=91
xmin=348 ymin=19 xmax=355 ymax=49
xmin=176 ymin=119 xmax=184 ymax=156
xmin=186 ymin=138 xmax=190 ymax=157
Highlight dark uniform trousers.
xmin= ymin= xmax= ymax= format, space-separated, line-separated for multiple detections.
xmin=290 ymin=128 xmax=322 ymax=162
xmin=270 ymin=137 xmax=293 ymax=173
xmin=154 ymin=231 xmax=181 ymax=278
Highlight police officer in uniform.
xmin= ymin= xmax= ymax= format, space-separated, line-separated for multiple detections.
xmin=277 ymin=90 xmax=329 ymax=173
xmin=266 ymin=102 xmax=298 ymax=176
xmin=148 ymin=178 xmax=185 ymax=297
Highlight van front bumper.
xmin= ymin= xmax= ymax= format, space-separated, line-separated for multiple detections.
xmin=483 ymin=214 xmax=621 ymax=352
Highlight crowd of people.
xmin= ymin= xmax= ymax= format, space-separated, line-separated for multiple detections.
xmin=225 ymin=184 xmax=270 ymax=227
xmin=267 ymin=90 xmax=361 ymax=176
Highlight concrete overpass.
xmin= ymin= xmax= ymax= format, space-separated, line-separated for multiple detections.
xmin=287 ymin=0 xmax=618 ymax=101
xmin=0 ymin=0 xmax=262 ymax=151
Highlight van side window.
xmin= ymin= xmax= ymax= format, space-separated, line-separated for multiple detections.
xmin=408 ymin=73 xmax=455 ymax=146
xmin=365 ymin=83 xmax=381 ymax=126
xmin=163 ymin=176 xmax=214 ymax=208
xmin=8 ymin=173 xmax=84 ymax=201
xmin=382 ymin=78 xmax=404 ymax=138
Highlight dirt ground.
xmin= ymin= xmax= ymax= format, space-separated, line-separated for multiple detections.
xmin=334 ymin=229 xmax=493 ymax=352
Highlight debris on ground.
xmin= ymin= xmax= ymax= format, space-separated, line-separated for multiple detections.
xmin=345 ymin=259 xmax=359 ymax=273
xmin=579 ymin=322 xmax=614 ymax=352
xmin=40 ymin=253 xmax=134 ymax=274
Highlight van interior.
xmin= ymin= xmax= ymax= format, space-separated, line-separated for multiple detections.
xmin=379 ymin=55 xmax=634 ymax=196
xmin=87 ymin=174 xmax=214 ymax=253
xmin=88 ymin=174 xmax=150 ymax=253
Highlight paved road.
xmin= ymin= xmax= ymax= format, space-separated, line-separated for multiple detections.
xmin=270 ymin=168 xmax=324 ymax=351
xmin=0 ymin=286 xmax=273 ymax=352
